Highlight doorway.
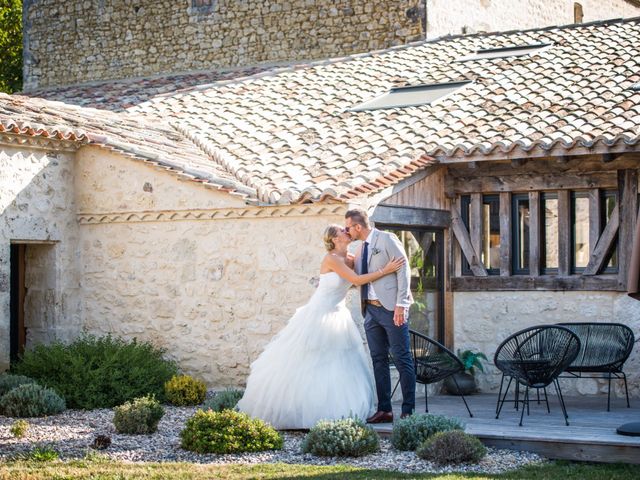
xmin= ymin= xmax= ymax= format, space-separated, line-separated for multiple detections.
xmin=377 ymin=226 xmax=445 ymax=344
xmin=10 ymin=244 xmax=26 ymax=363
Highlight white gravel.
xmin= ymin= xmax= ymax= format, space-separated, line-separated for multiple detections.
xmin=0 ymin=405 xmax=547 ymax=474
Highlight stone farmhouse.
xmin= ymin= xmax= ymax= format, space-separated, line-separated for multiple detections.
xmin=1 ymin=5 xmax=640 ymax=399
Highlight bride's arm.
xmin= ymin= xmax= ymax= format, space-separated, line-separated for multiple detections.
xmin=324 ymin=254 xmax=404 ymax=286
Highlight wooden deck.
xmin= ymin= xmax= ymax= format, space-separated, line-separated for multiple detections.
xmin=373 ymin=393 xmax=640 ymax=464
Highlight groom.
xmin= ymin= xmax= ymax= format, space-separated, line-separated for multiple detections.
xmin=345 ymin=208 xmax=415 ymax=422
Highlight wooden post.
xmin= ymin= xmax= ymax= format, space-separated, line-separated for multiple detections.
xmin=588 ymin=189 xmax=601 ymax=258
xmin=618 ymin=169 xmax=638 ymax=289
xmin=529 ymin=192 xmax=540 ymax=276
xmin=558 ymin=190 xmax=571 ymax=276
xmin=500 ymin=192 xmax=511 ymax=276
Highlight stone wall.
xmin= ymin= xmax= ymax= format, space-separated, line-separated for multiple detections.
xmin=23 ymin=0 xmax=426 ymax=90
xmin=23 ymin=0 xmax=640 ymax=91
xmin=454 ymin=291 xmax=640 ymax=399
xmin=0 ymin=143 xmax=82 ymax=371
xmin=426 ymin=0 xmax=640 ymax=38
xmin=75 ymin=148 xmax=350 ymax=386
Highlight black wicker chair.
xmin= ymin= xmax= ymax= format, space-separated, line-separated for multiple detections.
xmin=494 ymin=325 xmax=580 ymax=426
xmin=557 ymin=322 xmax=635 ymax=411
xmin=392 ymin=330 xmax=473 ymax=417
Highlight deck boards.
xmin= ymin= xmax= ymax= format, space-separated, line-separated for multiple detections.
xmin=372 ymin=393 xmax=640 ymax=463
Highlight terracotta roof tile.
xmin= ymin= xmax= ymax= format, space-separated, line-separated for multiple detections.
xmin=0 ymin=93 xmax=257 ymax=201
xmin=8 ymin=18 xmax=640 ymax=204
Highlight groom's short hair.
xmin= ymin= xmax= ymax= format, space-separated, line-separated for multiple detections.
xmin=345 ymin=208 xmax=371 ymax=228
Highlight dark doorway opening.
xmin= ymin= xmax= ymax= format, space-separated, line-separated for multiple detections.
xmin=377 ymin=226 xmax=445 ymax=344
xmin=10 ymin=244 xmax=26 ymax=363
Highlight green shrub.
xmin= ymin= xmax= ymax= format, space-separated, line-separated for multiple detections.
xmin=113 ymin=395 xmax=165 ymax=434
xmin=416 ymin=430 xmax=487 ymax=465
xmin=25 ymin=444 xmax=60 ymax=462
xmin=391 ymin=413 xmax=463 ymax=451
xmin=165 ymin=375 xmax=207 ymax=406
xmin=0 ymin=373 xmax=37 ymax=397
xmin=12 ymin=334 xmax=178 ymax=409
xmin=180 ymin=409 xmax=283 ymax=454
xmin=0 ymin=384 xmax=66 ymax=418
xmin=10 ymin=419 xmax=29 ymax=438
xmin=201 ymin=388 xmax=243 ymax=412
xmin=302 ymin=417 xmax=380 ymax=457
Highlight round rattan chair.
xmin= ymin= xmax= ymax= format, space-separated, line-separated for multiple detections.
xmin=494 ymin=325 xmax=580 ymax=426
xmin=393 ymin=329 xmax=473 ymax=417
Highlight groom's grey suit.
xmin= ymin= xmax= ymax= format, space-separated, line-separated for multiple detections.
xmin=355 ymin=228 xmax=416 ymax=415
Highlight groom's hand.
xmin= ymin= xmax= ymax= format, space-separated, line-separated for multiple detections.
xmin=393 ymin=306 xmax=407 ymax=326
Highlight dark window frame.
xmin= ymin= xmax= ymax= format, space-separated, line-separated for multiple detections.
xmin=512 ymin=193 xmax=530 ymax=275
xmin=482 ymin=194 xmax=501 ymax=276
xmin=600 ymin=189 xmax=619 ymax=274
xmin=571 ymin=191 xmax=590 ymax=274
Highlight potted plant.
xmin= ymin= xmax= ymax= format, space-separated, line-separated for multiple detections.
xmin=443 ymin=349 xmax=488 ymax=395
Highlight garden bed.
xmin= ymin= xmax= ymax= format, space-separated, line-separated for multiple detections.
xmin=0 ymin=404 xmax=545 ymax=475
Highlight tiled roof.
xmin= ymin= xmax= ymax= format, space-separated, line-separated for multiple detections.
xmin=12 ymin=18 xmax=640 ymax=204
xmin=125 ymin=17 xmax=640 ymax=203
xmin=26 ymin=65 xmax=274 ymax=112
xmin=0 ymin=93 xmax=257 ymax=201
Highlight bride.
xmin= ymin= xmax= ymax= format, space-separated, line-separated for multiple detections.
xmin=237 ymin=224 xmax=404 ymax=429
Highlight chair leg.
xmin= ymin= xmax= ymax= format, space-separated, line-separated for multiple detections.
xmin=519 ymin=386 xmax=529 ymax=427
xmin=537 ymin=388 xmax=541 ymax=405
xmin=451 ymin=375 xmax=473 ymax=417
xmin=425 ymin=383 xmax=429 ymax=413
xmin=544 ymin=387 xmax=550 ymax=413
xmin=623 ymin=373 xmax=630 ymax=408
xmin=515 ymin=381 xmax=520 ymax=411
xmin=391 ymin=378 xmax=400 ymax=399
xmin=496 ymin=376 xmax=513 ymax=419
xmin=553 ymin=379 xmax=569 ymax=426
xmin=607 ymin=372 xmax=612 ymax=412
xmin=496 ymin=374 xmax=505 ymax=415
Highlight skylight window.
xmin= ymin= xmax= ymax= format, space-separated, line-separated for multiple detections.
xmin=457 ymin=43 xmax=551 ymax=62
xmin=350 ymin=80 xmax=472 ymax=112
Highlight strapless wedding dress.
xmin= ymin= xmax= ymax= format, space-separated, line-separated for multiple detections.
xmin=237 ymin=271 xmax=375 ymax=429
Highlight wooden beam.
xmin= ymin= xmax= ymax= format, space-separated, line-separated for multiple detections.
xmin=372 ymin=204 xmax=451 ymax=228
xmin=511 ymin=158 xmax=528 ymax=167
xmin=583 ymin=203 xmax=619 ymax=275
xmin=617 ymin=169 xmax=638 ymax=289
xmin=558 ymin=190 xmax=571 ymax=276
xmin=588 ymin=189 xmax=601 ymax=256
xmin=451 ymin=205 xmax=488 ymax=276
xmin=451 ymin=275 xmax=622 ymax=292
xmin=470 ymin=194 xmax=482 ymax=266
xmin=602 ymin=153 xmax=620 ymax=163
xmin=500 ymin=192 xmax=511 ymax=276
xmin=449 ymin=171 xmax=617 ymax=194
xmin=447 ymin=155 xmax=640 ymax=178
xmin=529 ymin=192 xmax=540 ymax=276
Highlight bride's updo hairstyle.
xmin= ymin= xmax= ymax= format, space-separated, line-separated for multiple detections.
xmin=323 ymin=224 xmax=342 ymax=251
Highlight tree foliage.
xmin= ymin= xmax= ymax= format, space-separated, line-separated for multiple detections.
xmin=0 ymin=0 xmax=22 ymax=93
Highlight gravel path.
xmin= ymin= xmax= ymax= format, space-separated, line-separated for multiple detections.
xmin=0 ymin=406 xmax=546 ymax=475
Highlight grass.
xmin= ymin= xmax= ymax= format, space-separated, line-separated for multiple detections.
xmin=0 ymin=458 xmax=639 ymax=480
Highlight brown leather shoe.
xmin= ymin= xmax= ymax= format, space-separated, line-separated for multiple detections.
xmin=400 ymin=412 xmax=412 ymax=419
xmin=366 ymin=411 xmax=393 ymax=424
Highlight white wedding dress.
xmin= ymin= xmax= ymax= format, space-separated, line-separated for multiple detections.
xmin=237 ymin=271 xmax=375 ymax=429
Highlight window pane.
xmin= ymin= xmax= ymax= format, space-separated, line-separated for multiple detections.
xmin=516 ymin=198 xmax=530 ymax=272
xmin=604 ymin=193 xmax=618 ymax=269
xmin=543 ymin=196 xmax=558 ymax=270
xmin=482 ymin=196 xmax=500 ymax=271
xmin=573 ymin=194 xmax=590 ymax=269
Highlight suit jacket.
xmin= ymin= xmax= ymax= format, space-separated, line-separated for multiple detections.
xmin=354 ymin=228 xmax=413 ymax=315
